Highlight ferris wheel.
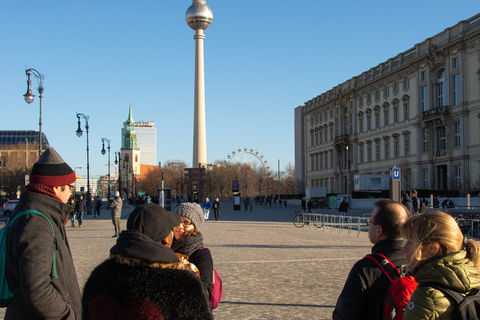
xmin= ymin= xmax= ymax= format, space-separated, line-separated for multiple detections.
xmin=226 ymin=148 xmax=270 ymax=171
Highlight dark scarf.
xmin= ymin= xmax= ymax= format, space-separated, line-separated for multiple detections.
xmin=25 ymin=183 xmax=63 ymax=202
xmin=172 ymin=232 xmax=204 ymax=257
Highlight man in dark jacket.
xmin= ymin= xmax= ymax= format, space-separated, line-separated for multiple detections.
xmin=5 ymin=147 xmax=82 ymax=319
xmin=82 ymin=203 xmax=213 ymax=320
xmin=401 ymin=193 xmax=414 ymax=216
xmin=75 ymin=195 xmax=86 ymax=227
xmin=339 ymin=199 xmax=349 ymax=222
xmin=332 ymin=199 xmax=409 ymax=320
xmin=410 ymin=189 xmax=420 ymax=215
xmin=212 ymin=197 xmax=221 ymax=221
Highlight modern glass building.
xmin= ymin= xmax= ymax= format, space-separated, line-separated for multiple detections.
xmin=0 ymin=130 xmax=49 ymax=148
xmin=122 ymin=120 xmax=157 ymax=166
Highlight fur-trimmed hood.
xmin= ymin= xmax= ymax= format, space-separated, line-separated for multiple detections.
xmin=110 ymin=253 xmax=192 ymax=272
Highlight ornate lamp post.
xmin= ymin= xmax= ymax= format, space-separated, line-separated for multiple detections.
xmin=114 ymin=152 xmax=122 ymax=198
xmin=24 ymin=68 xmax=44 ymax=157
xmin=101 ymin=138 xmax=111 ymax=199
xmin=346 ymin=145 xmax=350 ymax=200
xmin=76 ymin=113 xmax=91 ymax=214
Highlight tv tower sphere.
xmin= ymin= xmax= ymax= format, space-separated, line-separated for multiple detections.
xmin=185 ymin=0 xmax=213 ymax=31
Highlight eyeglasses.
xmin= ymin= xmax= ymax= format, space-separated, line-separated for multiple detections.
xmin=181 ymin=219 xmax=193 ymax=227
xmin=68 ymin=185 xmax=76 ymax=192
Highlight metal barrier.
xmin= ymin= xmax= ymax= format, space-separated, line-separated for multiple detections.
xmin=303 ymin=213 xmax=371 ymax=237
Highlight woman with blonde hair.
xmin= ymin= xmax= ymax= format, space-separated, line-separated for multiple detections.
xmin=401 ymin=211 xmax=480 ymax=319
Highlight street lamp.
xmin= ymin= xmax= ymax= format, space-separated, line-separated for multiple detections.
xmin=114 ymin=152 xmax=122 ymax=198
xmin=75 ymin=113 xmax=91 ymax=214
xmin=24 ymin=68 xmax=44 ymax=157
xmin=346 ymin=145 xmax=350 ymax=200
xmin=101 ymin=138 xmax=111 ymax=199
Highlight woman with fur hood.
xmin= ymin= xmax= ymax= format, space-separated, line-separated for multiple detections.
xmin=173 ymin=202 xmax=214 ymax=299
xmin=401 ymin=211 xmax=480 ymax=320
xmin=82 ymin=203 xmax=213 ymax=320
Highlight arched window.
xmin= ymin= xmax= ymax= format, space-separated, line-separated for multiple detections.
xmin=437 ymin=69 xmax=447 ymax=107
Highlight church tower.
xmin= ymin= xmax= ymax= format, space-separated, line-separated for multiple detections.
xmin=121 ymin=106 xmax=141 ymax=181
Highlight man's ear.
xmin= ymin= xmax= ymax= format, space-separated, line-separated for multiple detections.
xmin=376 ymin=224 xmax=386 ymax=240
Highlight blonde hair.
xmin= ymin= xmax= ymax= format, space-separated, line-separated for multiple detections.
xmin=401 ymin=211 xmax=480 ymax=272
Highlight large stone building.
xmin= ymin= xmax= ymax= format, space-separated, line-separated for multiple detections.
xmin=295 ymin=13 xmax=480 ymax=196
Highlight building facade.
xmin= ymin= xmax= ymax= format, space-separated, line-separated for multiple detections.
xmin=121 ymin=116 xmax=157 ymax=166
xmin=121 ymin=106 xmax=140 ymax=198
xmin=295 ymin=14 xmax=480 ymax=196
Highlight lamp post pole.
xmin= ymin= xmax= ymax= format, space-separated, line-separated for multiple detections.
xmin=115 ymin=152 xmax=122 ymax=198
xmin=24 ymin=68 xmax=44 ymax=157
xmin=76 ymin=113 xmax=91 ymax=214
xmin=346 ymin=145 xmax=350 ymax=201
xmin=101 ymin=138 xmax=111 ymax=199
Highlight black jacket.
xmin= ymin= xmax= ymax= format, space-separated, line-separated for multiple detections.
xmin=332 ymin=237 xmax=407 ymax=320
xmin=82 ymin=231 xmax=213 ymax=320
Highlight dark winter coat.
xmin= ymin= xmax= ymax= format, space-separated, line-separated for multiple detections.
xmin=5 ymin=191 xmax=82 ymax=319
xmin=339 ymin=201 xmax=349 ymax=213
xmin=402 ymin=196 xmax=414 ymax=215
xmin=212 ymin=200 xmax=221 ymax=211
xmin=332 ymin=237 xmax=407 ymax=320
xmin=82 ymin=231 xmax=213 ymax=320
xmin=75 ymin=198 xmax=86 ymax=212
xmin=411 ymin=196 xmax=420 ymax=213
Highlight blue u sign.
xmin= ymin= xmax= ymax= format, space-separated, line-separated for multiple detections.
xmin=393 ymin=168 xmax=400 ymax=180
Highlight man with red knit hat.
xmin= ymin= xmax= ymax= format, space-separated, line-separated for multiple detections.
xmin=5 ymin=147 xmax=82 ymax=319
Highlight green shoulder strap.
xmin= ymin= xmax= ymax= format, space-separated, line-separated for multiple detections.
xmin=8 ymin=210 xmax=58 ymax=279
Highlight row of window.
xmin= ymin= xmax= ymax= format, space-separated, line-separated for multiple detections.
xmin=310 ymin=165 xmax=462 ymax=191
xmin=310 ymin=123 xmax=461 ymax=172
xmin=309 ymin=65 xmax=462 ymax=136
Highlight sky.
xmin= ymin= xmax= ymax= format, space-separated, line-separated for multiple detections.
xmin=1 ymin=1 xmax=479 ymax=178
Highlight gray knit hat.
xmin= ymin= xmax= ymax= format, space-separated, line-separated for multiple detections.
xmin=175 ymin=202 xmax=204 ymax=230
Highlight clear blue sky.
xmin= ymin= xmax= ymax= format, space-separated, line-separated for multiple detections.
xmin=1 ymin=1 xmax=478 ymax=178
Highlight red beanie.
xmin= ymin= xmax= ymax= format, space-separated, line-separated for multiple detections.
xmin=29 ymin=147 xmax=76 ymax=187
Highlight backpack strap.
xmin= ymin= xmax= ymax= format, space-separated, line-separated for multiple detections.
xmin=421 ymin=282 xmax=466 ymax=304
xmin=365 ymin=253 xmax=401 ymax=282
xmin=9 ymin=210 xmax=58 ymax=279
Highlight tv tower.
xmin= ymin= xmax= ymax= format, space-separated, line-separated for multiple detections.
xmin=186 ymin=0 xmax=213 ymax=168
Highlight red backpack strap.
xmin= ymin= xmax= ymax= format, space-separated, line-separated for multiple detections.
xmin=365 ymin=253 xmax=401 ymax=282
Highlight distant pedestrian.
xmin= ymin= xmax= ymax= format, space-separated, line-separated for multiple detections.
xmin=339 ymin=199 xmax=349 ymax=222
xmin=94 ymin=196 xmax=102 ymax=217
xmin=244 ymin=197 xmax=249 ymax=211
xmin=202 ymin=197 xmax=211 ymax=220
xmin=307 ymin=199 xmax=313 ymax=213
xmin=110 ymin=191 xmax=123 ymax=237
xmin=410 ymin=189 xmax=420 ymax=215
xmin=69 ymin=197 xmax=76 ymax=227
xmin=249 ymin=198 xmax=253 ymax=212
xmin=75 ymin=195 xmax=86 ymax=228
xmin=401 ymin=193 xmax=414 ymax=216
xmin=301 ymin=198 xmax=306 ymax=211
xmin=212 ymin=197 xmax=221 ymax=221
